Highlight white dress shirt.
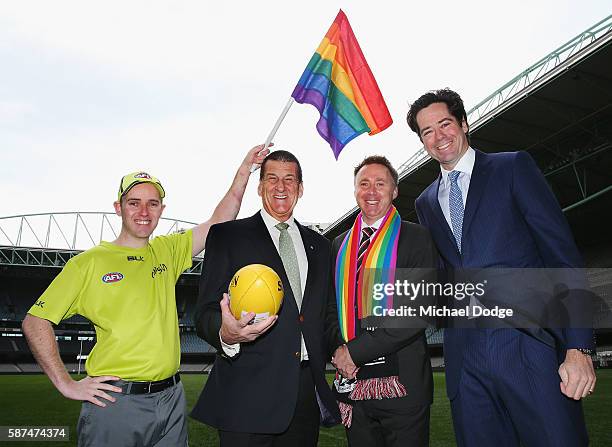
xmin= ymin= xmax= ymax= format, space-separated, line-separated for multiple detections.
xmin=437 ymin=147 xmax=475 ymax=230
xmin=221 ymin=209 xmax=309 ymax=359
xmin=361 ymin=215 xmax=385 ymax=238
xmin=259 ymin=208 xmax=309 ymax=291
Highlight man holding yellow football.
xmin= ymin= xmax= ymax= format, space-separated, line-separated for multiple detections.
xmin=192 ymin=150 xmax=340 ymax=447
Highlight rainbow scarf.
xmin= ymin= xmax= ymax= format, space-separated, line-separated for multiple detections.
xmin=291 ymin=9 xmax=392 ymax=159
xmin=335 ymin=206 xmax=401 ymax=342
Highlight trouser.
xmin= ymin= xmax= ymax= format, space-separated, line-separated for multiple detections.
xmin=77 ymin=381 xmax=188 ymax=447
xmin=450 ymin=329 xmax=588 ymax=447
xmin=345 ymin=398 xmax=430 ymax=447
xmin=218 ymin=361 xmax=320 ymax=447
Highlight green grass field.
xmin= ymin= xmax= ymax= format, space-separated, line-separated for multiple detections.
xmin=1 ymin=370 xmax=610 ymax=446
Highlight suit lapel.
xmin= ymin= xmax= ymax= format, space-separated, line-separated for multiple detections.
xmin=249 ymin=212 xmax=278 ymax=261
xmin=462 ymin=150 xmax=493 ymax=238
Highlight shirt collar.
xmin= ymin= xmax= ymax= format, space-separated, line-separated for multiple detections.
xmin=260 ymin=208 xmax=296 ymax=231
xmin=440 ymin=147 xmax=475 ymax=186
xmin=359 ymin=214 xmax=384 ymax=233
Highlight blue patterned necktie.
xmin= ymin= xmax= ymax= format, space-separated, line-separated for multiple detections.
xmin=448 ymin=170 xmax=464 ymax=253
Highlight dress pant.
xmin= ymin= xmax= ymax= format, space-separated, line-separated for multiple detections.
xmin=450 ymin=329 xmax=588 ymax=447
xmin=346 ymin=397 xmax=430 ymax=447
xmin=219 ymin=362 xmax=320 ymax=447
xmin=77 ymin=382 xmax=187 ymax=447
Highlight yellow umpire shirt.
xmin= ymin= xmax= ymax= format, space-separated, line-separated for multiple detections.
xmin=27 ymin=230 xmax=193 ymax=381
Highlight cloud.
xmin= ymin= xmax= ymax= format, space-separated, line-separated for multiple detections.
xmin=0 ymin=101 xmax=37 ymax=125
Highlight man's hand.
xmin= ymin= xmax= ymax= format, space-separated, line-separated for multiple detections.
xmin=57 ymin=375 xmax=123 ymax=407
xmin=332 ymin=344 xmax=358 ymax=379
xmin=191 ymin=143 xmax=273 ymax=256
xmin=219 ymin=293 xmax=277 ymax=344
xmin=244 ymin=143 xmax=272 ymax=173
xmin=559 ymin=349 xmax=596 ymax=400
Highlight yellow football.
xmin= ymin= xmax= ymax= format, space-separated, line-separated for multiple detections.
xmin=228 ymin=264 xmax=284 ymax=322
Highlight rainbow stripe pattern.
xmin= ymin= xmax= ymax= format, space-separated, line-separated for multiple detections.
xmin=335 ymin=206 xmax=401 ymax=341
xmin=291 ymin=9 xmax=393 ymax=159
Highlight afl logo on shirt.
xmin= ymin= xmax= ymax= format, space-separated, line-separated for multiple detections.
xmin=102 ymin=272 xmax=124 ymax=283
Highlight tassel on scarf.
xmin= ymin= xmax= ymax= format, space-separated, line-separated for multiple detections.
xmin=349 ymin=376 xmax=407 ymax=401
xmin=338 ymin=401 xmax=353 ymax=428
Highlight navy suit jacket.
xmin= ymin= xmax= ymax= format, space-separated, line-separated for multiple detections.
xmin=415 ymin=149 xmax=593 ymax=398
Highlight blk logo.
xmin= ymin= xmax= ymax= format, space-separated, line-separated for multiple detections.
xmin=102 ymin=272 xmax=124 ymax=283
xmin=34 ymin=300 xmax=45 ymax=308
xmin=127 ymin=256 xmax=144 ymax=262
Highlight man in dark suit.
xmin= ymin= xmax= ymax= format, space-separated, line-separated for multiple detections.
xmin=330 ymin=156 xmax=438 ymax=447
xmin=407 ymin=88 xmax=596 ymax=446
xmin=191 ymin=150 xmax=340 ymax=447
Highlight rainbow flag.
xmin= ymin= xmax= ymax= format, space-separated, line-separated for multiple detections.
xmin=291 ymin=9 xmax=392 ymax=159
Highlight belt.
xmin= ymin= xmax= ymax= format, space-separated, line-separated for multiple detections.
xmin=112 ymin=373 xmax=181 ymax=395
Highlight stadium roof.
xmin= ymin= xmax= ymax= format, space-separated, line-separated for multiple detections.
xmin=0 ymin=212 xmax=204 ymax=274
xmin=324 ymin=15 xmax=612 ymax=251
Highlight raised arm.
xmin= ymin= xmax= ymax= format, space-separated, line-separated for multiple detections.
xmin=22 ymin=314 xmax=122 ymax=407
xmin=191 ymin=144 xmax=270 ymax=256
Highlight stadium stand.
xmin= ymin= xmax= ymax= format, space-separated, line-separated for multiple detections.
xmin=0 ymin=362 xmax=20 ymax=373
xmin=177 ymin=294 xmax=199 ymax=326
xmin=181 ymin=332 xmax=216 ymax=354
xmin=0 ymin=336 xmax=16 ymax=353
xmin=180 ymin=363 xmax=212 ymax=373
xmin=13 ymin=337 xmax=30 ymax=353
xmin=17 ymin=363 xmax=43 ymax=373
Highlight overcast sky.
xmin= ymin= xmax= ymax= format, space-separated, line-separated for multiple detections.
xmin=2 ymin=1 xmax=610 ymax=229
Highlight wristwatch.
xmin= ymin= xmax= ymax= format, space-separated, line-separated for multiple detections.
xmin=576 ymin=348 xmax=594 ymax=357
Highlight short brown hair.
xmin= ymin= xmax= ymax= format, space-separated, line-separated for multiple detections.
xmin=354 ymin=155 xmax=399 ymax=186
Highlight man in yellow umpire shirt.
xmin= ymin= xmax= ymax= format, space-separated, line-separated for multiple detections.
xmin=22 ymin=144 xmax=276 ymax=446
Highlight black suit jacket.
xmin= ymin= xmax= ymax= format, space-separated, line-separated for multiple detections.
xmin=328 ymin=220 xmax=439 ymax=406
xmin=190 ymin=212 xmax=340 ymax=433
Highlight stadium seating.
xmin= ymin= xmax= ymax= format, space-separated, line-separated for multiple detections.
xmin=180 ymin=332 xmax=216 ymax=354
xmin=17 ymin=362 xmax=43 ymax=373
xmin=0 ymin=362 xmax=21 ymax=373
xmin=0 ymin=337 xmax=16 ymax=353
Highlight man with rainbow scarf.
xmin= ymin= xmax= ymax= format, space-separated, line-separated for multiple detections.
xmin=329 ymin=155 xmax=439 ymax=447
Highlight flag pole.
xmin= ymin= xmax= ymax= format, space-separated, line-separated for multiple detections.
xmin=250 ymin=97 xmax=295 ymax=172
